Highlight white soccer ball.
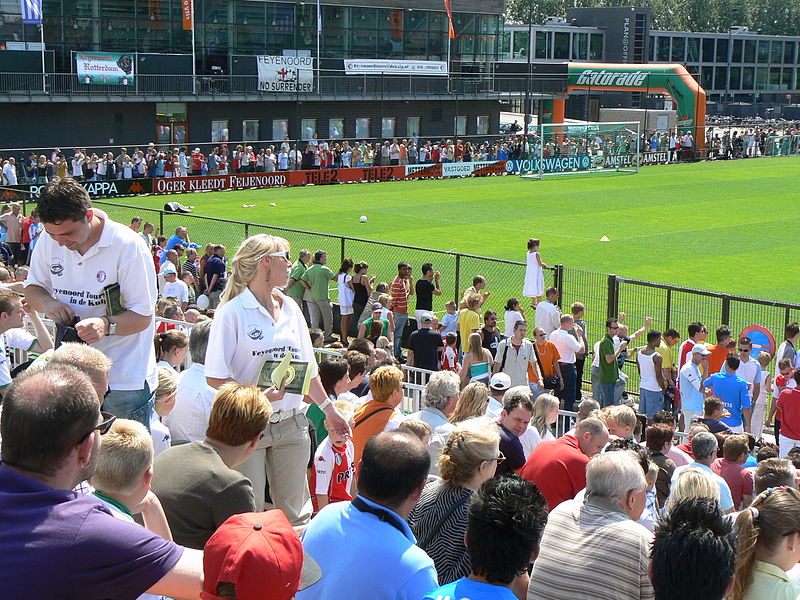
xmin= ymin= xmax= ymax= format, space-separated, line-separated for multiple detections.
xmin=359 ymin=215 xmax=367 ymax=223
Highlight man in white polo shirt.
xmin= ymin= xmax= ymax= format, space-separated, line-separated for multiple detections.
xmin=25 ymin=178 xmax=158 ymax=428
xmin=549 ymin=314 xmax=584 ymax=412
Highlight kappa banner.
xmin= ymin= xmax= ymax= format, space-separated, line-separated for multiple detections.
xmin=404 ymin=161 xmax=506 ymax=178
xmin=4 ymin=179 xmax=152 ymax=202
xmin=76 ymin=52 xmax=135 ymax=85
xmin=256 ymin=56 xmax=314 ymax=93
xmin=344 ymin=59 xmax=448 ymax=76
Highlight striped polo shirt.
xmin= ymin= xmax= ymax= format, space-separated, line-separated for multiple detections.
xmin=390 ymin=276 xmax=409 ymax=314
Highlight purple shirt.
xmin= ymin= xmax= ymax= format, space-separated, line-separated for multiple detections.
xmin=0 ymin=465 xmax=182 ymax=599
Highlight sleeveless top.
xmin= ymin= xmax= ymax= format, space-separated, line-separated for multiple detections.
xmin=637 ymin=351 xmax=660 ymax=392
xmin=352 ymin=275 xmax=369 ymax=306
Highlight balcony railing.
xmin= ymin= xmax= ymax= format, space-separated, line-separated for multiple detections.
xmin=0 ymin=72 xmax=566 ymax=100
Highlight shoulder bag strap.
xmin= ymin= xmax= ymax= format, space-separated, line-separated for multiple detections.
xmin=353 ymin=406 xmax=393 ymax=429
xmin=418 ymin=493 xmax=471 ymax=550
xmin=499 ymin=341 xmax=509 ymax=372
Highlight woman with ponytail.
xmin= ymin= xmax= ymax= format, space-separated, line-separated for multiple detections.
xmin=730 ymin=486 xmax=800 ymax=600
xmin=408 ymin=417 xmax=501 ymax=585
xmin=153 ymin=329 xmax=188 ymax=370
xmin=204 ymin=234 xmax=350 ymax=527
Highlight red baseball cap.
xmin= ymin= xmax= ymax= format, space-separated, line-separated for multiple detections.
xmin=201 ymin=510 xmax=322 ymax=600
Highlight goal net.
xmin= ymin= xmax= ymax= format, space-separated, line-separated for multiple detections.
xmin=519 ymin=121 xmax=641 ymax=179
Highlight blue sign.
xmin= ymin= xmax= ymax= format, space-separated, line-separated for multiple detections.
xmin=505 ymin=156 xmax=593 ymax=173
xmin=740 ymin=325 xmax=776 ymax=359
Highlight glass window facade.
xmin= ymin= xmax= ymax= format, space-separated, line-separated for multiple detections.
xmin=355 ymin=118 xmax=370 ymax=139
xmin=243 ymin=119 xmax=259 ymax=141
xmin=301 ymin=118 xmax=317 ymax=140
xmin=9 ymin=0 xmax=500 ymax=72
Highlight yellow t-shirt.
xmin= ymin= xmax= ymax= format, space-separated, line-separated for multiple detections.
xmin=457 ymin=309 xmax=480 ymax=352
xmin=656 ymin=339 xmax=675 ymax=369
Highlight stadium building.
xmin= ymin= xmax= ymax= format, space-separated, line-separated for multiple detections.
xmin=1 ymin=2 xmax=799 ymax=148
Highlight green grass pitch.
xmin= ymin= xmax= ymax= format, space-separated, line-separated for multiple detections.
xmin=113 ymin=156 xmax=800 ymax=304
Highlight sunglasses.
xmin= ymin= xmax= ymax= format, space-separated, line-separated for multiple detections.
xmin=82 ymin=411 xmax=116 ymax=442
xmin=267 ymin=251 xmax=291 ymax=261
xmin=738 ymin=348 xmax=750 ymax=352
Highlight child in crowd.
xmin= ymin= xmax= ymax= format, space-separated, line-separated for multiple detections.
xmin=337 ymin=258 xmax=355 ymax=345
xmin=753 ymin=352 xmax=772 ymax=439
xmin=396 ymin=419 xmax=432 ymax=445
xmin=151 ymin=366 xmax=177 ymax=455
xmin=438 ymin=301 xmax=459 ymax=337
xmin=90 ymin=419 xmax=174 ymax=570
xmin=601 ymin=404 xmax=638 ymax=440
xmin=314 ymin=400 xmax=356 ymax=511
xmin=768 ymin=358 xmax=796 ymax=445
xmin=523 ymin=238 xmax=546 ymax=308
xmin=441 ymin=332 xmax=460 ymax=373
xmin=153 ymin=236 xmax=167 ymax=272
xmin=309 ymin=356 xmax=352 ymax=444
xmin=154 ymin=329 xmax=188 ymax=370
xmin=309 ymin=328 xmax=324 ymax=348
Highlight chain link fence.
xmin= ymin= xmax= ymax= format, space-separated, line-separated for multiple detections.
xmin=89 ymin=200 xmax=800 ymax=397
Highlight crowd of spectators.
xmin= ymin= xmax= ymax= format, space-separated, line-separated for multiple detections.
xmin=4 ymin=177 xmax=800 ymax=599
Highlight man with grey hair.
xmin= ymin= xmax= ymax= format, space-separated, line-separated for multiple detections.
xmin=410 ymin=370 xmax=460 ymax=475
xmin=754 ymin=457 xmax=797 ymax=495
xmin=565 ymin=398 xmax=601 ymax=437
xmin=521 ymin=417 xmax=609 ymax=511
xmin=164 ymin=320 xmax=215 ymax=443
xmin=670 ymin=431 xmax=734 ymax=513
xmin=528 ymin=451 xmax=653 ymax=600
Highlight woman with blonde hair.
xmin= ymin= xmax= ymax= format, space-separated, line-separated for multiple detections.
xmin=664 ymin=467 xmax=720 ymax=512
xmin=205 ymin=234 xmax=349 ymax=527
xmin=730 ymin=486 xmax=800 ymax=600
xmin=449 ymin=382 xmax=490 ymax=424
xmin=409 ymin=417 xmax=501 ymax=585
xmin=459 ymin=332 xmax=493 ymax=388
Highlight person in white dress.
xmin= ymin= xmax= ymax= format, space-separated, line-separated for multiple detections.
xmin=523 ymin=238 xmax=546 ymax=308
xmin=336 ymin=258 xmax=355 ymax=345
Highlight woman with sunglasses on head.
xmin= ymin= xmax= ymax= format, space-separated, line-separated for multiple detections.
xmin=204 ymin=234 xmax=350 ymax=527
xmin=730 ymin=486 xmax=800 ymax=600
xmin=409 ymin=417 xmax=502 ymax=586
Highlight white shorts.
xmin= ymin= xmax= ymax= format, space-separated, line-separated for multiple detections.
xmin=339 ymin=306 xmax=354 ymax=315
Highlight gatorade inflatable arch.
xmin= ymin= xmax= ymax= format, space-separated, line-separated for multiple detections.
xmin=542 ymin=62 xmax=707 ymax=153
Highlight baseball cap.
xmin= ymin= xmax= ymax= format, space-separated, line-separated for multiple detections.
xmin=161 ymin=266 xmax=177 ymax=276
xmin=420 ymin=312 xmax=434 ymax=323
xmin=193 ymin=147 xmax=201 ymax=153
xmin=201 ymin=511 xmax=322 ymax=600
xmin=691 ymin=344 xmax=711 ymax=355
xmin=371 ymin=303 xmax=383 ymax=312
xmin=489 ymin=372 xmax=512 ymax=391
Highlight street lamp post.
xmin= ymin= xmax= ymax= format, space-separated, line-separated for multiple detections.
xmin=523 ymin=1 xmax=534 ymax=139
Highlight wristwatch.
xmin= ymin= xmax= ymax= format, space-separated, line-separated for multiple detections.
xmin=318 ymin=397 xmax=332 ymax=411
xmin=104 ymin=316 xmax=117 ymax=336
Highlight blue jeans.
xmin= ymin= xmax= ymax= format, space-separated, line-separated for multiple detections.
xmin=640 ymin=388 xmax=664 ymax=419
xmin=103 ymin=382 xmax=155 ymax=431
xmin=598 ymin=382 xmax=618 ymax=407
xmin=393 ymin=312 xmax=408 ymax=358
xmin=557 ymin=363 xmax=577 ymax=412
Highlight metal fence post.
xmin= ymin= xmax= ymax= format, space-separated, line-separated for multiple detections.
xmin=721 ymin=296 xmax=731 ymax=325
xmin=607 ymin=273 xmax=618 ymax=318
xmin=340 ymin=236 xmax=346 ymax=264
xmin=454 ymin=254 xmax=461 ymax=303
xmin=665 ymin=288 xmax=672 ymax=329
xmin=244 ymin=223 xmax=249 ymax=238
xmin=159 ymin=210 xmax=164 ymax=236
xmin=554 ymin=264 xmax=564 ymax=299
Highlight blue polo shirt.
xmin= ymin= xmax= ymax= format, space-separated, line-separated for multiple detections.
xmin=298 ymin=495 xmax=438 ymax=600
xmin=423 ymin=578 xmax=518 ymax=600
xmin=703 ymin=372 xmax=750 ymax=428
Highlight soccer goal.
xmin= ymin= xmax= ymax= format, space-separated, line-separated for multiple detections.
xmin=519 ymin=121 xmax=641 ymax=179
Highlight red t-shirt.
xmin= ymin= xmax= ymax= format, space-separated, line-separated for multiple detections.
xmin=676 ymin=442 xmax=694 ymax=459
xmin=777 ymin=388 xmax=800 ymax=440
xmin=390 ymin=276 xmax=408 ymax=314
xmin=711 ymin=458 xmax=754 ymax=510
xmin=191 ymin=152 xmax=204 ymax=170
xmin=519 ymin=434 xmax=589 ymax=511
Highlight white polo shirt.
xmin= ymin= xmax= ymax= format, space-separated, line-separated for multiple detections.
xmin=736 ymin=357 xmax=762 ymax=398
xmin=549 ymin=328 xmax=582 ymax=364
xmin=26 ymin=217 xmax=157 ymax=391
xmin=204 ymin=287 xmax=318 ymax=413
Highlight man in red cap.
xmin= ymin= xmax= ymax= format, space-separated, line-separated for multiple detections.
xmin=202 ymin=510 xmax=321 ymax=600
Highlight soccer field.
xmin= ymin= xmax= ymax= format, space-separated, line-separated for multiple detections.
xmin=110 ymin=156 xmax=800 ymax=303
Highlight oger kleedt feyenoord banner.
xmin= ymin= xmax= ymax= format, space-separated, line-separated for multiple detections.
xmin=256 ymin=56 xmax=314 ymax=92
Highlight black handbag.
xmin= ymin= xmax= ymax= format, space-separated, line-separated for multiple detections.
xmin=533 ymin=344 xmax=560 ymax=389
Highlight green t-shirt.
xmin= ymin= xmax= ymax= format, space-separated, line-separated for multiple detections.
xmin=301 ymin=263 xmax=335 ymax=301
xmin=285 ymin=260 xmax=307 ymax=298
xmin=598 ymin=334 xmax=619 ymax=384
xmin=307 ymin=400 xmax=328 ymax=444
xmin=363 ymin=317 xmax=390 ymax=338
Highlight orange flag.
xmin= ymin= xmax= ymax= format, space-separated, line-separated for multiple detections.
xmin=181 ymin=0 xmax=192 ymax=31
xmin=444 ymin=0 xmax=455 ymax=39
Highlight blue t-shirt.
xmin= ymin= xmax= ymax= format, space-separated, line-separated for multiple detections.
xmin=298 ymin=496 xmax=437 ymax=600
xmin=204 ymin=254 xmax=226 ymax=291
xmin=423 ymin=578 xmax=519 ymax=600
xmin=0 ymin=465 xmax=182 ymax=599
xmin=703 ymin=372 xmax=751 ymax=428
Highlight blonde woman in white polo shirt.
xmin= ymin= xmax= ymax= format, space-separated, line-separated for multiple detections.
xmin=204 ymin=234 xmax=350 ymax=526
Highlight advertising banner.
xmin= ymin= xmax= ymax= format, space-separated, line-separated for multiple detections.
xmin=181 ymin=0 xmax=192 ymax=30
xmin=256 ymin=55 xmax=314 ymax=92
xmin=343 ymin=59 xmax=448 ymax=76
xmin=286 ymin=166 xmax=404 ymax=186
xmin=505 ymin=156 xmax=593 ymax=173
xmin=5 ymin=178 xmax=152 ymax=201
xmin=154 ymin=173 xmax=289 ymax=194
xmin=404 ymin=161 xmax=506 ymax=178
xmin=76 ymin=52 xmax=135 ymax=85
